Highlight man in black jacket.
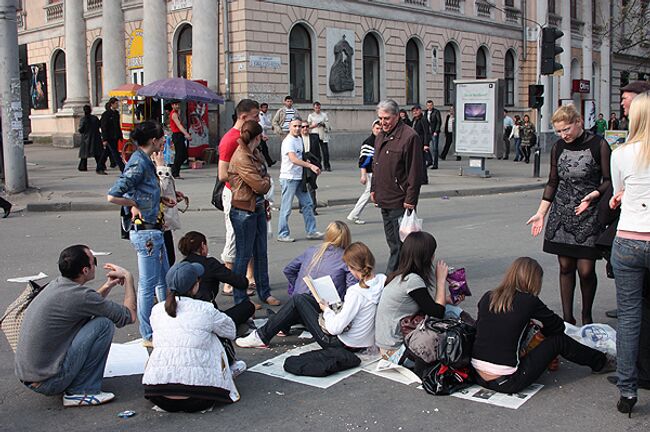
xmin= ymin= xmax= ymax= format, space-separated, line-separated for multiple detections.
xmin=425 ymin=100 xmax=442 ymax=169
xmin=98 ymin=98 xmax=125 ymax=173
xmin=411 ymin=104 xmax=430 ymax=184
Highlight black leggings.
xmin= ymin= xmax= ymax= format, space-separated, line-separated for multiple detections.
xmin=171 ymin=132 xmax=187 ymax=177
xmin=474 ymin=333 xmax=605 ymax=394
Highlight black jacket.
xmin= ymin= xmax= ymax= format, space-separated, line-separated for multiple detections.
xmin=411 ymin=115 xmax=431 ymax=148
xmin=302 ymin=133 xmax=322 ymax=192
xmin=183 ymin=254 xmax=248 ymax=308
xmin=78 ymin=114 xmax=102 ymax=158
xmin=100 ymin=109 xmax=123 ymax=143
xmin=425 ymin=108 xmax=442 ymax=135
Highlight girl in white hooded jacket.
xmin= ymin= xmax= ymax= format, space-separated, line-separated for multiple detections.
xmin=236 ymin=242 xmax=385 ymax=350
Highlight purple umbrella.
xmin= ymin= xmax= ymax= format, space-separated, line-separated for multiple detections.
xmin=136 ymin=77 xmax=224 ymax=104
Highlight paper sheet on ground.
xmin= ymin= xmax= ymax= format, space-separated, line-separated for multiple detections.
xmin=7 ymin=272 xmax=48 ymax=283
xmin=451 ymin=383 xmax=543 ymax=409
xmin=103 ymin=339 xmax=150 ymax=378
xmin=249 ymin=342 xmax=380 ymax=389
xmin=362 ymin=359 xmax=422 ymax=386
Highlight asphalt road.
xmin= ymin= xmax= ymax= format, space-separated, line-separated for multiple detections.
xmin=0 ymin=192 xmax=648 ymax=431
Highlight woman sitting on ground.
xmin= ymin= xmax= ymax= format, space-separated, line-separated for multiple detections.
xmin=471 ymin=257 xmax=613 ymax=395
xmin=143 ymin=262 xmax=244 ymax=413
xmin=236 ymin=242 xmax=385 ymax=350
xmin=178 ymin=231 xmax=255 ymax=327
xmin=375 ymin=231 xmax=465 ymax=355
xmin=284 ymin=220 xmax=357 ymax=299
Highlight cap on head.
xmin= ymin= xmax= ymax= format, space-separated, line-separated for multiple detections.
xmin=165 ymin=262 xmax=204 ymax=295
xmin=411 ymin=104 xmax=421 ymax=110
xmin=621 ymin=81 xmax=650 ymax=95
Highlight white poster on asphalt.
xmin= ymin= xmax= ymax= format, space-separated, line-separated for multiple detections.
xmin=451 ymin=383 xmax=543 ymax=409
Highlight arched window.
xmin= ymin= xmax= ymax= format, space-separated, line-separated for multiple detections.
xmin=176 ymin=25 xmax=192 ymax=78
xmin=476 ymin=47 xmax=487 ymax=79
xmin=505 ymin=50 xmax=515 ymax=106
xmin=93 ymin=40 xmax=103 ymax=106
xmin=289 ymin=24 xmax=312 ymax=102
xmin=406 ymin=39 xmax=419 ymax=105
xmin=363 ymin=34 xmax=380 ymax=105
xmin=444 ymin=43 xmax=457 ymax=106
xmin=53 ymin=50 xmax=66 ymax=111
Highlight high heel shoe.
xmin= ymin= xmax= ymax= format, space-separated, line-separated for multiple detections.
xmin=617 ymin=396 xmax=637 ymax=418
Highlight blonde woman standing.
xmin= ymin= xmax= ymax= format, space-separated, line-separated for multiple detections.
xmin=609 ymin=92 xmax=650 ymax=416
xmin=527 ymin=104 xmax=611 ymax=325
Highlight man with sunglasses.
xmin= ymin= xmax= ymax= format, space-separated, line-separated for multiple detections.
xmin=15 ymin=245 xmax=136 ymax=407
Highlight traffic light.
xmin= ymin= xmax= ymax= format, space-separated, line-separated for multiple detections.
xmin=541 ymin=27 xmax=563 ymax=75
xmin=529 ymin=84 xmax=544 ymax=109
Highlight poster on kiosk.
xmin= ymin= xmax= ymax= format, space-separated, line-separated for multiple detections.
xmin=454 ymin=79 xmax=505 ymax=163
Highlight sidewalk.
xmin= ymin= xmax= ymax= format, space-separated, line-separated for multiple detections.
xmin=3 ymin=144 xmax=549 ymax=213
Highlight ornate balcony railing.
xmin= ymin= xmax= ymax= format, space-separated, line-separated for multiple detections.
xmin=548 ymin=12 xmax=562 ymax=27
xmin=45 ymin=1 xmax=64 ymax=22
xmin=476 ymin=1 xmax=492 ymax=18
xmin=86 ymin=0 xmax=102 ymax=11
xmin=505 ymin=6 xmax=520 ymax=24
xmin=445 ymin=0 xmax=461 ymax=13
xmin=17 ymin=10 xmax=26 ymax=30
xmin=404 ymin=0 xmax=429 ymax=6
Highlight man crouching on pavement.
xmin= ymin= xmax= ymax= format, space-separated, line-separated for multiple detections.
xmin=15 ymin=245 xmax=136 ymax=407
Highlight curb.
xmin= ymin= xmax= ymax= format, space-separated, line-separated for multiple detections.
xmin=24 ymin=182 xmax=545 ymax=213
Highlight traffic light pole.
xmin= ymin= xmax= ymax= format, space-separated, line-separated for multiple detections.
xmin=533 ymin=108 xmax=541 ymax=178
xmin=0 ymin=0 xmax=27 ymax=193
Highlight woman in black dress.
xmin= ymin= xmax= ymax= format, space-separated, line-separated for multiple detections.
xmin=526 ymin=104 xmax=611 ymax=325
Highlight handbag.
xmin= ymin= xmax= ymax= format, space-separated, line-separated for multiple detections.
xmin=211 ymin=179 xmax=225 ymax=211
xmin=404 ymin=317 xmax=475 ymax=367
xmin=421 ymin=363 xmax=473 ymax=396
xmin=0 ymin=280 xmax=46 ymax=352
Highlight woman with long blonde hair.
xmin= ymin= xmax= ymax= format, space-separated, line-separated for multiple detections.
xmin=609 ymin=91 xmax=650 ymax=416
xmin=527 ymin=104 xmax=611 ymax=325
xmin=471 ymin=257 xmax=611 ymax=395
xmin=283 ymin=220 xmax=357 ymax=298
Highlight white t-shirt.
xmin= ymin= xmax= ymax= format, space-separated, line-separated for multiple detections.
xmin=280 ymin=134 xmax=304 ymax=180
xmin=612 ymin=141 xmax=650 ymax=232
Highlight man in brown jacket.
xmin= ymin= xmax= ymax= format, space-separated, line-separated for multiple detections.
xmin=370 ymin=99 xmax=424 ymax=273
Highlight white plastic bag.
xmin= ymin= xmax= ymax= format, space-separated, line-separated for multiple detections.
xmin=398 ymin=209 xmax=422 ymax=242
xmin=564 ymin=323 xmax=617 ymax=357
xmin=157 ymin=165 xmax=182 ymax=231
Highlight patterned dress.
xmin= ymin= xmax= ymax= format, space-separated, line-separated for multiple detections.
xmin=542 ymin=132 xmax=611 ymax=260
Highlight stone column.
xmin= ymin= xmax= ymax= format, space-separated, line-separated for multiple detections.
xmin=582 ymin=0 xmax=593 ymax=99
xmin=63 ymin=0 xmax=90 ymax=110
xmin=559 ymin=0 xmax=572 ymax=101
xmin=599 ymin=0 xmax=611 ymax=116
xmin=192 ymin=0 xmax=218 ymax=89
xmin=143 ymin=0 xmax=167 ymax=84
xmin=102 ymin=0 xmax=126 ymax=101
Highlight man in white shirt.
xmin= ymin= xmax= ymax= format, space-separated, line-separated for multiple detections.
xmin=307 ymin=102 xmax=332 ymax=171
xmin=277 ymin=118 xmax=323 ymax=242
xmin=258 ymin=102 xmax=276 ymax=166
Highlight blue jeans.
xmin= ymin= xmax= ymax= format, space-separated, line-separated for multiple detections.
xmin=27 ymin=317 xmax=114 ymax=395
xmin=277 ymin=178 xmax=317 ymax=239
xmin=230 ymin=204 xmax=271 ymax=304
xmin=514 ymin=138 xmax=522 ymax=161
xmin=130 ymin=229 xmax=169 ymax=340
xmin=612 ymin=237 xmax=650 ymax=397
xmin=429 ymin=135 xmax=439 ymax=167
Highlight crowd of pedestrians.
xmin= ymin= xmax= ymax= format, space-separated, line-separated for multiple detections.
xmin=11 ymin=86 xmax=650 ymax=420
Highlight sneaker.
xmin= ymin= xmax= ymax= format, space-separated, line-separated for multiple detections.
xmin=142 ymin=339 xmax=153 ymax=349
xmin=63 ymin=391 xmax=115 ymax=407
xmin=346 ymin=216 xmax=366 ymax=225
xmin=229 ymin=360 xmax=247 ymax=378
xmin=277 ymin=236 xmax=295 ymax=243
xmin=306 ymin=231 xmax=324 ymax=240
xmin=235 ymin=330 xmax=268 ymax=348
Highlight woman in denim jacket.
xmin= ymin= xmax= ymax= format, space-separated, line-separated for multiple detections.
xmin=108 ymin=121 xmax=181 ymax=345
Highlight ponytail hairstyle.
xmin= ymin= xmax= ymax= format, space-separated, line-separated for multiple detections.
xmin=343 ymin=242 xmax=375 ymax=288
xmin=240 ymin=120 xmax=263 ymax=145
xmin=165 ymin=294 xmax=178 ymax=317
xmin=178 ymin=231 xmax=207 ymax=256
xmin=130 ymin=120 xmax=164 ymax=147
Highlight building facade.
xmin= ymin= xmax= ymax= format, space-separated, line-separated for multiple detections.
xmin=16 ymin=0 xmax=639 ymax=154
